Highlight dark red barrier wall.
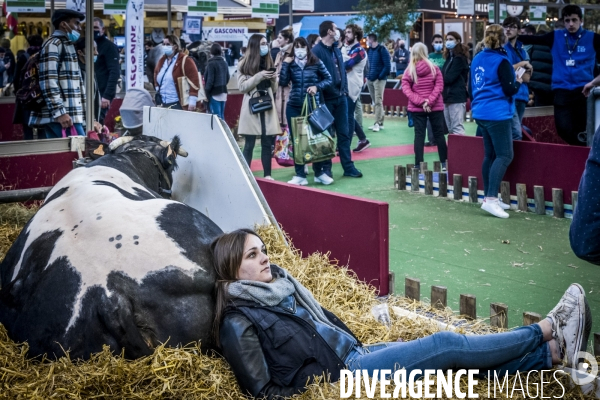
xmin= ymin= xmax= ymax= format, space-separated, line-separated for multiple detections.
xmin=447 ymin=135 xmax=589 ymax=204
xmin=0 ymin=103 xmax=23 ymax=142
xmin=257 ymin=179 xmax=390 ymax=295
xmin=0 ymin=152 xmax=77 ymax=190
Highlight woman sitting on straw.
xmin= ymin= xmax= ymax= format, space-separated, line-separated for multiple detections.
xmin=213 ymin=229 xmax=591 ymax=399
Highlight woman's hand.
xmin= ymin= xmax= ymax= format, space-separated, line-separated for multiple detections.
xmin=284 ymin=57 xmax=293 ymax=63
xmin=307 ymin=86 xmax=317 ymax=96
xmin=422 ymin=100 xmax=431 ymax=113
xmin=260 ymin=70 xmax=276 ymax=80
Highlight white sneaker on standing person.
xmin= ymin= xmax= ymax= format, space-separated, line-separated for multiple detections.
xmin=366 ymin=33 xmax=391 ymax=132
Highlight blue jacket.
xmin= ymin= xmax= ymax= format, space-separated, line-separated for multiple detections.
xmin=504 ymin=41 xmax=530 ymax=103
xmin=366 ymin=44 xmax=391 ymax=81
xmin=471 ymin=48 xmax=515 ymax=121
xmin=279 ymin=59 xmax=332 ymax=109
xmin=311 ymin=41 xmax=348 ymax=100
xmin=552 ymin=28 xmax=595 ymax=91
xmin=570 ymin=130 xmax=600 ymax=265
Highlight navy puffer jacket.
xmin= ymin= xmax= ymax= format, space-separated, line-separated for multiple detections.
xmin=279 ymin=59 xmax=332 ymax=109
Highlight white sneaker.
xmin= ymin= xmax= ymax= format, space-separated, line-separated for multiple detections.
xmin=314 ymin=174 xmax=334 ymax=185
xmin=264 ymin=176 xmax=275 ymax=181
xmin=287 ymin=176 xmax=308 ymax=186
xmin=372 ymin=123 xmax=380 ymax=132
xmin=547 ymin=283 xmax=590 ymax=368
xmin=481 ymin=199 xmax=509 ymax=218
xmin=484 ymin=198 xmax=510 ymax=210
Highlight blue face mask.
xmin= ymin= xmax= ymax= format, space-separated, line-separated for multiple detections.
xmin=93 ymin=55 xmax=98 ymax=63
xmin=433 ymin=43 xmax=443 ymax=52
xmin=260 ymin=45 xmax=269 ymax=56
xmin=163 ymin=46 xmax=174 ymax=56
xmin=445 ymin=40 xmax=456 ymax=49
xmin=67 ymin=29 xmax=80 ymax=43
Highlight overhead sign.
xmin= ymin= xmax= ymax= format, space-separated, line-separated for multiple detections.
xmin=293 ymin=0 xmax=314 ymax=12
xmin=251 ymin=0 xmax=278 ymax=19
xmin=188 ymin=0 xmax=218 ymax=17
xmin=5 ymin=0 xmax=45 ymax=13
xmin=456 ymin=0 xmax=474 ymax=16
xmin=488 ymin=3 xmax=507 ymax=22
xmin=66 ymin=0 xmax=85 ymax=13
xmin=529 ymin=6 xmax=547 ymax=25
xmin=202 ymin=26 xmax=250 ymax=44
xmin=185 ymin=17 xmax=202 ymax=34
xmin=126 ymin=0 xmax=145 ymax=90
xmin=104 ymin=0 xmax=127 ymax=14
xmin=418 ymin=0 xmax=488 ymax=15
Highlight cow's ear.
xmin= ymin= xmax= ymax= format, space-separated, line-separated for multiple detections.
xmin=85 ymin=139 xmax=109 ymax=160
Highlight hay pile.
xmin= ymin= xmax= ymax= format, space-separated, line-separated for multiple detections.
xmin=0 ymin=204 xmax=590 ymax=399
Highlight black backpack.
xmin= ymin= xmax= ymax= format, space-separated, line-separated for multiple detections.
xmin=16 ymin=39 xmax=66 ymax=111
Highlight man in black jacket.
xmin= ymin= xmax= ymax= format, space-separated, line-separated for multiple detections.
xmin=204 ymin=43 xmax=230 ymax=119
xmin=312 ymin=20 xmax=363 ymax=179
xmin=93 ymin=17 xmax=121 ymax=124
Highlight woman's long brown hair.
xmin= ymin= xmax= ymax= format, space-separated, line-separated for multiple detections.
xmin=443 ymin=31 xmax=470 ymax=60
xmin=211 ymin=228 xmax=265 ymax=347
xmin=238 ymin=33 xmax=274 ymax=76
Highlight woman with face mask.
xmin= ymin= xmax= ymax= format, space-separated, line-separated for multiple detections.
xmin=238 ymin=34 xmax=280 ymax=180
xmin=73 ymin=37 xmax=101 ymax=127
xmin=279 ymin=37 xmax=332 ymax=185
xmin=273 ymin=28 xmax=294 ymax=131
xmin=441 ymin=31 xmax=470 ymax=136
xmin=153 ymin=34 xmax=201 ymax=111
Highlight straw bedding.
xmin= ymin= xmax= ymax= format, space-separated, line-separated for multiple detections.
xmin=0 ymin=204 xmax=593 ymax=399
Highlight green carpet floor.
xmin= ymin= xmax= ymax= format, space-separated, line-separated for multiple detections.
xmin=250 ymin=115 xmax=599 ymax=337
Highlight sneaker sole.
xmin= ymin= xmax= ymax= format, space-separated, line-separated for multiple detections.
xmin=354 ymin=144 xmax=371 ymax=153
xmin=481 ymin=204 xmax=509 ymax=219
xmin=314 ymin=178 xmax=333 ymax=185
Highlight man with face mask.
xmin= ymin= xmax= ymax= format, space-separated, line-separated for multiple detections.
xmin=312 ymin=20 xmax=363 ymax=178
xmin=92 ymin=17 xmax=120 ymax=125
xmin=29 ymin=9 xmax=87 ymax=139
xmin=429 ymin=34 xmax=445 ymax=68
xmin=366 ymin=33 xmax=391 ymax=132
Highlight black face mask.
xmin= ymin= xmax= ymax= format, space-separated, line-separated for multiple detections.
xmin=400 ymin=44 xmax=405 ymax=49
xmin=93 ymin=30 xmax=102 ymax=41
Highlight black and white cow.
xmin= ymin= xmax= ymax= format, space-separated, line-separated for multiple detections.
xmin=0 ymin=135 xmax=223 ymax=360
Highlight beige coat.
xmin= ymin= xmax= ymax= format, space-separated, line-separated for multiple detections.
xmin=274 ymin=46 xmax=293 ymax=126
xmin=237 ymin=65 xmax=281 ymax=137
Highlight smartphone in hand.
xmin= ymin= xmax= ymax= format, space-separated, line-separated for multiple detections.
xmin=516 ymin=67 xmax=526 ymax=79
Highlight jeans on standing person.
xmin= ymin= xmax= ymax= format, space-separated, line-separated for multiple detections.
xmin=43 ymin=122 xmax=85 ymax=138
xmin=412 ymin=111 xmax=447 ymax=166
xmin=209 ymin=98 xmax=226 ymax=120
xmin=287 ymin=104 xmax=328 ymax=178
xmin=510 ymin=100 xmax=527 ymax=140
xmin=243 ymin=134 xmax=275 ymax=177
xmin=478 ymin=119 xmax=514 ymax=197
xmin=348 ymin=98 xmax=367 ymax=141
xmin=325 ymin=96 xmax=358 ymax=176
xmin=345 ymin=324 xmax=551 ymax=377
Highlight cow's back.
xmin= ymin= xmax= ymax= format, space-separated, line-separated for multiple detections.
xmin=0 ymin=164 xmax=222 ymax=359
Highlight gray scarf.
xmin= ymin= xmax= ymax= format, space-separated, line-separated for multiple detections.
xmin=228 ymin=264 xmax=338 ymax=330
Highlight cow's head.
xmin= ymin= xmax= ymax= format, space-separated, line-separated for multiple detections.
xmin=106 ymin=135 xmax=188 ymax=198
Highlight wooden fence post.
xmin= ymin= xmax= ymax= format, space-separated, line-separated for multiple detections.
xmin=395 ymin=165 xmax=406 ymax=190
xmin=500 ymin=181 xmax=510 ymax=206
xmin=388 ymin=271 xmax=395 ymax=295
xmin=453 ymin=174 xmax=463 ymax=201
xmin=490 ymin=303 xmax=508 ymax=329
xmin=468 ymin=176 xmax=478 ymax=203
xmin=439 ymin=172 xmax=448 ymax=198
xmin=420 ymin=162 xmax=428 ymax=171
xmin=553 ymin=188 xmax=564 ymax=218
xmin=431 ymin=286 xmax=447 ymax=309
xmin=534 ymin=185 xmax=545 ymax=215
xmin=433 ymin=161 xmax=441 ymax=172
xmin=424 ymin=170 xmax=433 ymax=195
xmin=407 ymin=163 xmax=414 ymax=175
xmin=523 ymin=312 xmax=541 ymax=326
xmin=460 ymin=294 xmax=477 ymax=320
xmin=517 ymin=183 xmax=528 ymax=212
xmin=405 ymin=277 xmax=420 ymax=301
xmin=411 ymin=168 xmax=420 ymax=192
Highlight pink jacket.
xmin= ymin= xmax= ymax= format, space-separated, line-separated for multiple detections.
xmin=401 ymin=60 xmax=444 ymax=112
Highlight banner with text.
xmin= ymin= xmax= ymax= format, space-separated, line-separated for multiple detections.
xmin=202 ymin=26 xmax=250 ymax=44
xmin=104 ymin=0 xmax=127 ymax=14
xmin=126 ymin=0 xmax=145 ymax=90
xmin=251 ymin=0 xmax=278 ymax=18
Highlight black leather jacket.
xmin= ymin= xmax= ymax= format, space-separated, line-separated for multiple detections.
xmin=279 ymin=59 xmax=332 ymax=109
xmin=219 ymin=296 xmax=361 ymax=399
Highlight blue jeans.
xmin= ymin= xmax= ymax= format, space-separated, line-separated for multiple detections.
xmin=510 ymin=100 xmax=527 ymax=140
xmin=325 ymin=95 xmax=357 ymax=175
xmin=347 ymin=98 xmax=366 ymax=141
xmin=287 ymin=104 xmax=328 ymax=178
xmin=209 ymin=98 xmax=226 ymax=120
xmin=345 ymin=325 xmax=551 ymax=377
xmin=44 ymin=122 xmax=85 ymax=139
xmin=477 ymin=119 xmax=514 ymax=197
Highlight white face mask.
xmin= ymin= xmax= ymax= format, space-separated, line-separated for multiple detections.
xmin=333 ymin=30 xmax=341 ymax=42
xmin=295 ymin=48 xmax=307 ymax=60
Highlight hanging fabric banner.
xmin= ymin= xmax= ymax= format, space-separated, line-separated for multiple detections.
xmin=126 ymin=0 xmax=145 ymax=90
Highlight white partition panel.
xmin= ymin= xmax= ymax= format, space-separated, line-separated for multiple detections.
xmin=143 ymin=106 xmax=277 ymax=232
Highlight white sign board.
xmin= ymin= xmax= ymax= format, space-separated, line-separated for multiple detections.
xmin=456 ymin=0 xmax=474 ymax=16
xmin=126 ymin=0 xmax=145 ymax=91
xmin=142 ymin=107 xmax=277 ymax=232
xmin=186 ymin=18 xmax=202 ymax=34
xmin=66 ymin=0 xmax=85 ymax=13
xmin=252 ymin=0 xmax=279 ymax=19
xmin=293 ymin=0 xmax=314 ymax=12
xmin=202 ymin=27 xmax=250 ymax=44
xmin=434 ymin=22 xmax=464 ymax=37
xmin=188 ymin=0 xmax=218 ymax=17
